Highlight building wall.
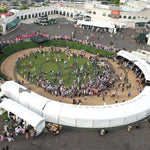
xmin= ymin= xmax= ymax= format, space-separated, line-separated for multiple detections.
xmin=1 ymin=3 xmax=150 ymax=34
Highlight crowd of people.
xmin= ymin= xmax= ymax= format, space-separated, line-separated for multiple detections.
xmin=0 ymin=112 xmax=36 ymax=143
xmin=116 ymin=56 xmax=144 ymax=92
xmin=17 ymin=45 xmax=116 ymax=103
xmin=0 ymin=32 xmax=121 ymax=54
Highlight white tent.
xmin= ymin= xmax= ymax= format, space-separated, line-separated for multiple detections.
xmin=131 ymin=51 xmax=147 ymax=60
xmin=117 ymin=50 xmax=150 ymax=81
xmin=43 ymin=86 xmax=150 ymax=128
xmin=77 ymin=20 xmax=115 ymax=29
xmin=1 ymin=81 xmax=50 ymax=116
xmin=0 ymin=98 xmax=45 ymax=135
xmin=2 ymin=81 xmax=150 ymax=128
xmin=134 ymin=60 xmax=150 ymax=81
xmin=117 ymin=50 xmax=139 ymax=62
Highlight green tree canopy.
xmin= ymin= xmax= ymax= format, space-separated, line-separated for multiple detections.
xmin=0 ymin=9 xmax=8 ymax=13
xmin=19 ymin=5 xmax=29 ymax=10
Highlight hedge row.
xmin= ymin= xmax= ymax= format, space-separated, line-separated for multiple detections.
xmin=0 ymin=42 xmax=37 ymax=80
xmin=0 ymin=9 xmax=8 ymax=13
xmin=44 ymin=40 xmax=115 ymax=56
xmin=0 ymin=40 xmax=115 ymax=80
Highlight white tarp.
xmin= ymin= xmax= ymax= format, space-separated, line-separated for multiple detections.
xmin=0 ymin=98 xmax=45 ymax=135
xmin=77 ymin=20 xmax=115 ymax=29
xmin=2 ymin=81 xmax=150 ymax=128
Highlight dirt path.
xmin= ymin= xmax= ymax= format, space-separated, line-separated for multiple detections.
xmin=1 ymin=47 xmax=141 ymax=105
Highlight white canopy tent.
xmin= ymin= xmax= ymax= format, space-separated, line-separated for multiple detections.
xmin=0 ymin=98 xmax=45 ymax=135
xmin=131 ymin=51 xmax=147 ymax=60
xmin=77 ymin=20 xmax=115 ymax=29
xmin=117 ymin=50 xmax=139 ymax=62
xmin=134 ymin=60 xmax=150 ymax=82
xmin=1 ymin=81 xmax=50 ymax=116
xmin=43 ymin=86 xmax=150 ymax=128
xmin=117 ymin=50 xmax=150 ymax=81
xmin=2 ymin=81 xmax=150 ymax=128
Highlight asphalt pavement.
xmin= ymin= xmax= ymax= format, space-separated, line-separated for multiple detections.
xmin=0 ymin=16 xmax=150 ymax=51
xmin=1 ymin=116 xmax=150 ymax=150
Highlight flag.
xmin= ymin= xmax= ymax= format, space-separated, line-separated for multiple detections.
xmin=2 ymin=5 xmax=6 ymax=8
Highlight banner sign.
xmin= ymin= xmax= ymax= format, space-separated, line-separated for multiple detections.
xmin=111 ymin=11 xmax=120 ymax=15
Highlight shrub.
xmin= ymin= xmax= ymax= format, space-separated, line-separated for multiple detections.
xmin=19 ymin=5 xmax=29 ymax=10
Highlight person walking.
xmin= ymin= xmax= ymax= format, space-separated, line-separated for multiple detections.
xmin=128 ymin=92 xmax=131 ymax=97
xmin=25 ymin=133 xmax=29 ymax=140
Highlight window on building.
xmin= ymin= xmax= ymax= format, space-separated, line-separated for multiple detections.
xmin=93 ymin=11 xmax=96 ymax=14
xmin=119 ymin=15 xmax=122 ymax=18
xmin=123 ymin=16 xmax=126 ymax=19
xmin=142 ymin=16 xmax=144 ymax=19
xmin=138 ymin=16 xmax=140 ymax=18
xmin=128 ymin=16 xmax=131 ymax=19
xmin=108 ymin=14 xmax=112 ymax=17
xmin=103 ymin=13 xmax=106 ymax=16
xmin=133 ymin=16 xmax=136 ymax=19
xmin=145 ymin=17 xmax=147 ymax=19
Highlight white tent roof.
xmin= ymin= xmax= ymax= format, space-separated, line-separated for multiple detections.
xmin=0 ymin=98 xmax=45 ymax=135
xmin=1 ymin=81 xmax=50 ymax=116
xmin=117 ymin=50 xmax=150 ymax=81
xmin=43 ymin=86 xmax=150 ymax=128
xmin=134 ymin=60 xmax=150 ymax=81
xmin=2 ymin=81 xmax=150 ymax=128
xmin=117 ymin=50 xmax=138 ymax=62
xmin=77 ymin=20 xmax=115 ymax=29
xmin=131 ymin=51 xmax=147 ymax=60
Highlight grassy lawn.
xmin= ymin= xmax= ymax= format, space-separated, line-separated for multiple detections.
xmin=17 ymin=50 xmax=103 ymax=87
xmin=1 ymin=40 xmax=114 ymax=81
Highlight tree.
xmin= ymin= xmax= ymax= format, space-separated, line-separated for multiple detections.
xmin=110 ymin=40 xmax=113 ymax=46
xmin=0 ymin=9 xmax=8 ymax=13
xmin=111 ymin=0 xmax=120 ymax=6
